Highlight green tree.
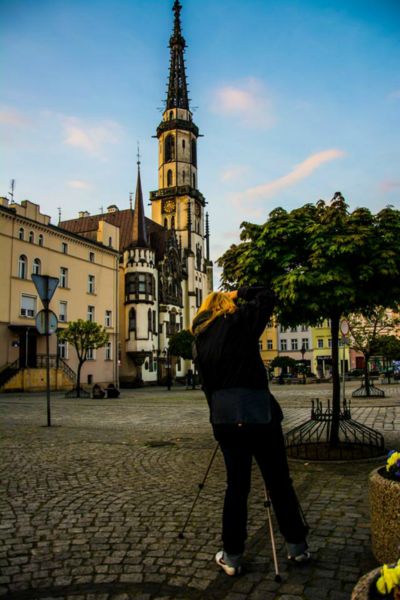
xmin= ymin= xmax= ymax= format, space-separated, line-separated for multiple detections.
xmin=168 ymin=329 xmax=194 ymax=360
xmin=270 ymin=355 xmax=298 ymax=384
xmin=218 ymin=194 xmax=400 ymax=445
xmin=348 ymin=309 xmax=399 ymax=394
xmin=58 ymin=320 xmax=109 ymax=397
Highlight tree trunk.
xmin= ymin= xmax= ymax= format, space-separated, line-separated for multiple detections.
xmin=364 ymin=352 xmax=371 ymax=396
xmin=76 ymin=360 xmax=84 ymax=398
xmin=329 ymin=315 xmax=340 ymax=446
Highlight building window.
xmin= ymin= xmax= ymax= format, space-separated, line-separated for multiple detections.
xmin=318 ymin=338 xmax=324 ymax=349
xmin=301 ymin=325 xmax=308 ymax=332
xmin=138 ymin=274 xmax=146 ymax=293
xmin=87 ymin=347 xmax=95 ymax=360
xmin=32 ymin=258 xmax=41 ymax=275
xmin=105 ymin=310 xmax=112 ymax=327
xmin=87 ymin=305 xmax=95 ymax=322
xmin=291 ymin=338 xmax=298 ymax=351
xmin=105 ymin=342 xmax=112 ymax=361
xmin=267 ymin=340 xmax=273 ymax=350
xmin=192 ymin=173 xmax=196 ymax=188
xmin=148 ymin=308 xmax=152 ymax=332
xmin=280 ymin=339 xmax=287 ymax=351
xmin=328 ymin=338 xmax=332 ymax=348
xmin=29 ymin=231 xmax=34 ymax=243
xmin=18 ymin=255 xmax=27 ymax=279
xmin=290 ymin=326 xmax=297 ymax=333
xmin=129 ymin=308 xmax=136 ymax=332
xmin=153 ymin=310 xmax=156 ymax=333
xmin=58 ymin=339 xmax=68 ymax=359
xmin=60 ymin=267 xmax=68 ymax=288
xmin=108 ymin=236 xmax=112 ymax=247
xmin=280 ymin=325 xmax=287 ymax=333
xmin=167 ymin=169 xmax=173 ymax=186
xmin=258 ymin=340 xmax=263 ymax=351
xmin=191 ymin=139 xmax=197 ymax=167
xmin=88 ymin=274 xmax=95 ymax=294
xmin=302 ymin=338 xmax=309 ymax=350
xmin=20 ymin=294 xmax=36 ymax=318
xmin=89 ymin=252 xmax=95 ymax=263
xmin=18 ymin=227 xmax=24 ymax=240
xmin=59 ymin=301 xmax=67 ymax=322
xmin=165 ymin=134 xmax=175 ymax=162
xmin=62 ymin=242 xmax=68 ymax=254
xmin=38 ymin=234 xmax=44 ymax=246
xmin=182 ymin=139 xmax=185 ymax=150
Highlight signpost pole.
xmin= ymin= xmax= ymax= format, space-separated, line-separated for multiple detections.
xmin=32 ymin=274 xmax=59 ymax=428
xmin=45 ymin=308 xmax=51 ymax=426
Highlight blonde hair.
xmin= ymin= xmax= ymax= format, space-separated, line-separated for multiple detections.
xmin=191 ymin=291 xmax=237 ymax=335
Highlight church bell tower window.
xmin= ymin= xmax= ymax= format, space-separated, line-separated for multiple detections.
xmin=167 ymin=169 xmax=173 ymax=186
xmin=191 ymin=139 xmax=197 ymax=167
xmin=165 ymin=134 xmax=175 ymax=162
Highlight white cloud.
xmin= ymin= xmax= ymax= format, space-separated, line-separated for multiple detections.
xmin=0 ymin=107 xmax=31 ymax=127
xmin=62 ymin=116 xmax=122 ymax=158
xmin=67 ymin=179 xmax=92 ymax=190
xmin=388 ymin=90 xmax=400 ymax=100
xmin=212 ymin=78 xmax=275 ymax=128
xmin=220 ymin=165 xmax=250 ymax=182
xmin=380 ymin=180 xmax=400 ymax=193
xmin=237 ymin=149 xmax=345 ymax=203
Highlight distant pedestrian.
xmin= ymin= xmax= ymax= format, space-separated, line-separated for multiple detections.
xmin=192 ymin=288 xmax=310 ymax=576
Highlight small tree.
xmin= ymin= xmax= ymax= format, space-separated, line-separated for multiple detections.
xmin=348 ymin=309 xmax=399 ymax=394
xmin=168 ymin=329 xmax=194 ymax=360
xmin=270 ymin=355 xmax=297 ymax=384
xmin=218 ymin=195 xmax=400 ymax=446
xmin=58 ymin=320 xmax=109 ymax=397
xmin=371 ymin=334 xmax=400 ymax=381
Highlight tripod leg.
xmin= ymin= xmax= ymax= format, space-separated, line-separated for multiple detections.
xmin=264 ymin=487 xmax=282 ymax=583
xmin=178 ymin=443 xmax=219 ymax=539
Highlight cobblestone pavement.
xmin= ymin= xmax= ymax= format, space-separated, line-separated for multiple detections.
xmin=1 ymin=382 xmax=399 ymax=600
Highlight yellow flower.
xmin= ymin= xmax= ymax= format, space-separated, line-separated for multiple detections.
xmin=376 ymin=561 xmax=400 ymax=595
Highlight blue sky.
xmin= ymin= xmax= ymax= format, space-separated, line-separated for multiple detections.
xmin=1 ymin=0 xmax=399 ymax=269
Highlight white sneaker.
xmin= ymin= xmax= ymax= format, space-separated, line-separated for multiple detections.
xmin=287 ymin=550 xmax=311 ymax=563
xmin=215 ymin=551 xmax=242 ymax=576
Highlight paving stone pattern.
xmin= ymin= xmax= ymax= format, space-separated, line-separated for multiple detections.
xmin=0 ymin=382 xmax=399 ymax=600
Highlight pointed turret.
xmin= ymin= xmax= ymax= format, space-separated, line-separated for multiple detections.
xmin=167 ymin=1 xmax=189 ymax=110
xmin=132 ymin=160 xmax=148 ymax=247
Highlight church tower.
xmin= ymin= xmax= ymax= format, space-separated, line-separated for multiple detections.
xmin=150 ymin=0 xmax=213 ymax=328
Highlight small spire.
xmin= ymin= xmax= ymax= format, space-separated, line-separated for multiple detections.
xmin=166 ymin=0 xmax=189 ymax=110
xmin=205 ymin=211 xmax=210 ymax=261
xmin=131 ymin=157 xmax=148 ymax=247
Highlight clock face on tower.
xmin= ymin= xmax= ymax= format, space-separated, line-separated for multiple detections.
xmin=163 ymin=199 xmax=176 ymax=214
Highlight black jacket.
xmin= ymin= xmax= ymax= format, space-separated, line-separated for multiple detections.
xmin=193 ymin=287 xmax=275 ymax=413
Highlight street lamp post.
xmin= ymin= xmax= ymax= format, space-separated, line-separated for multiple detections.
xmin=164 ymin=348 xmax=172 ymax=391
xmin=301 ymin=343 xmax=307 ymax=385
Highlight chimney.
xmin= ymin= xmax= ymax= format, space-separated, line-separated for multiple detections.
xmin=78 ymin=211 xmax=90 ymax=218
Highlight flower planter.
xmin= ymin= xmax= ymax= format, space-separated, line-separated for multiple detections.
xmin=351 ymin=567 xmax=380 ymax=600
xmin=369 ymin=467 xmax=400 ymax=564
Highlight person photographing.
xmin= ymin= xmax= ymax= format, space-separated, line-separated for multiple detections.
xmin=191 ymin=287 xmax=310 ymax=576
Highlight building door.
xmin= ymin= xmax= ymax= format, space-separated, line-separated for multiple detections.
xmin=19 ymin=328 xmax=37 ymax=368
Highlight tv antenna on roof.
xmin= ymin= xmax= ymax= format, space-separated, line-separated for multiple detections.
xmin=9 ymin=179 xmax=15 ymax=202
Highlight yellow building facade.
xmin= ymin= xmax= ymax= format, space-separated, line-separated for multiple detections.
xmin=0 ymin=198 xmax=119 ymax=391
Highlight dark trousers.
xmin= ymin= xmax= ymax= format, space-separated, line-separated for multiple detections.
xmin=213 ymin=423 xmax=308 ymax=556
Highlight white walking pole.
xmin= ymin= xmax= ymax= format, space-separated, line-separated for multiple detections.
xmin=264 ymin=487 xmax=282 ymax=582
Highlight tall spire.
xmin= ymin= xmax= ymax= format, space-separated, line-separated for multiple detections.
xmin=166 ymin=1 xmax=189 ymax=110
xmin=132 ymin=148 xmax=148 ymax=247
